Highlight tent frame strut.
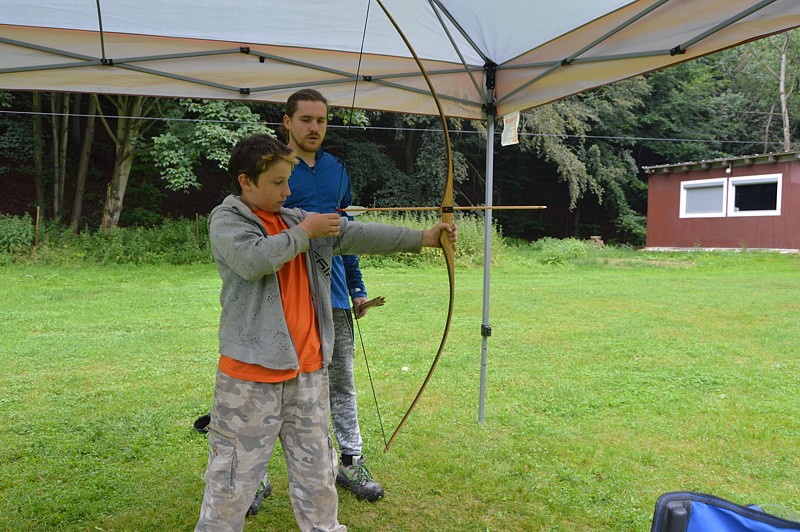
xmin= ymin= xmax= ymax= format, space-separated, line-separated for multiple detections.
xmin=478 ymin=59 xmax=497 ymax=425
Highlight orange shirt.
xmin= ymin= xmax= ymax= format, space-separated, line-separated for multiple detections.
xmin=219 ymin=209 xmax=322 ymax=382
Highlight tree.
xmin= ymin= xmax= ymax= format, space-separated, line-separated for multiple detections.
xmin=326 ymin=112 xmax=467 ymax=210
xmin=30 ymin=94 xmax=46 ymax=215
xmin=637 ymin=30 xmax=800 ymax=163
xmin=97 ymin=95 xmax=161 ymax=230
xmin=0 ymin=92 xmax=47 ymax=215
xmin=638 ymin=56 xmax=752 ymax=163
xmin=49 ymin=92 xmax=70 ymax=221
xmin=512 ymin=77 xmax=650 ymax=240
xmin=736 ymin=30 xmax=800 ymax=151
xmin=150 ymin=99 xmax=267 ymax=192
xmin=68 ymin=95 xmax=97 ymax=231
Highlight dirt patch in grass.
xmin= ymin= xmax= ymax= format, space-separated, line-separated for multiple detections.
xmin=596 ymin=257 xmax=695 ymax=268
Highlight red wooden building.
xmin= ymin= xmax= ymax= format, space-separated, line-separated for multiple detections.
xmin=643 ymin=152 xmax=800 ymax=251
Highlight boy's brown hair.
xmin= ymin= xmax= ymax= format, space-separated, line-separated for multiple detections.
xmin=227 ymin=134 xmax=296 ymax=194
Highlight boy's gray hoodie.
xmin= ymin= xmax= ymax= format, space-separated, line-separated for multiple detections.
xmin=209 ymin=194 xmax=423 ymax=371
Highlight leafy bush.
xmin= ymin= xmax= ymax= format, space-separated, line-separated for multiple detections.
xmin=0 ymin=213 xmax=34 ymax=254
xmin=32 ymin=217 xmax=212 ymax=265
xmin=10 ymin=211 xmax=506 ymax=267
xmin=613 ymin=210 xmax=647 ymax=246
xmin=531 ymin=237 xmax=590 ymax=265
xmin=119 ymin=181 xmax=167 ymax=227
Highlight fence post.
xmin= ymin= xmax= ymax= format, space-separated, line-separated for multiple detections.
xmin=34 ymin=205 xmax=41 ymax=250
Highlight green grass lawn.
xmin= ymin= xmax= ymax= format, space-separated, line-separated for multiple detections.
xmin=1 ymin=250 xmax=798 ymax=530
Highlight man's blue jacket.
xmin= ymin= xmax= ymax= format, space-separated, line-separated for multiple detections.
xmin=283 ymin=148 xmax=367 ymax=309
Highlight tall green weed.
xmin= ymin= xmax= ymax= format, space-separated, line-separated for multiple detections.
xmin=530 ymin=236 xmax=590 ymax=264
xmin=29 ymin=217 xmax=212 ymax=265
xmin=5 ymin=212 xmax=506 ymax=267
xmin=0 ymin=213 xmax=34 ymax=255
xmin=354 ymin=211 xmax=507 ymax=268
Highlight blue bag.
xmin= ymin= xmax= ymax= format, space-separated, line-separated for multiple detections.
xmin=652 ymin=492 xmax=800 ymax=532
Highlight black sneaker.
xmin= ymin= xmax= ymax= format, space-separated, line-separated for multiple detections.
xmin=193 ymin=414 xmax=210 ymax=433
xmin=336 ymin=455 xmax=384 ymax=502
xmin=247 ymin=474 xmax=272 ymax=516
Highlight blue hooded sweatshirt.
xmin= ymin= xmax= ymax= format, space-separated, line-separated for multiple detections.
xmin=283 ymin=148 xmax=367 ymax=309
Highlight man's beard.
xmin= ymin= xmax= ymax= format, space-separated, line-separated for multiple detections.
xmin=290 ymin=131 xmax=322 ymax=153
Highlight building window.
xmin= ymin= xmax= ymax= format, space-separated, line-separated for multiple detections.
xmin=728 ymin=174 xmax=782 ymax=217
xmin=680 ymin=178 xmax=727 ymax=218
xmin=679 ymin=173 xmax=783 ymax=218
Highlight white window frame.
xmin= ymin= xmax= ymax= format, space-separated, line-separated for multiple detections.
xmin=727 ymin=173 xmax=782 ymax=217
xmin=680 ymin=177 xmax=727 ymax=218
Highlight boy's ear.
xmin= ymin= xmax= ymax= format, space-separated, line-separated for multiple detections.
xmin=237 ymin=173 xmax=251 ymax=192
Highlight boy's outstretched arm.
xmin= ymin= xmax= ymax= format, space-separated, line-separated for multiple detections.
xmin=421 ymin=222 xmax=458 ymax=248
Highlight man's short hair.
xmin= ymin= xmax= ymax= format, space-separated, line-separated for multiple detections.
xmin=285 ymin=88 xmax=329 ymax=118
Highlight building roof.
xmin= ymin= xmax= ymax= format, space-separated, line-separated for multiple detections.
xmin=642 ymin=151 xmax=800 ymax=174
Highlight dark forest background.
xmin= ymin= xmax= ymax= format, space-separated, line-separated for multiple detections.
xmin=1 ymin=30 xmax=798 ymax=246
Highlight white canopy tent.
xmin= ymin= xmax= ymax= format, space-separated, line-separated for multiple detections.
xmin=2 ymin=1 xmax=799 ymax=118
xmin=2 ymin=0 xmax=799 ymax=424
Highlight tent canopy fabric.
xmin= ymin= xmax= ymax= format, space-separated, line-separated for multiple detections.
xmin=1 ymin=0 xmax=799 ymax=119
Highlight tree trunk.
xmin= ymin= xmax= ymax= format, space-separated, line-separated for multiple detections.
xmin=778 ymin=33 xmax=791 ymax=151
xmin=57 ymin=94 xmax=70 ymax=216
xmin=50 ymin=94 xmax=61 ymax=220
xmin=403 ymin=127 xmax=420 ymax=174
xmin=69 ymin=95 xmax=97 ymax=232
xmin=31 ymin=93 xmax=47 ymax=216
xmin=49 ymin=93 xmax=70 ymax=220
xmin=101 ymin=152 xmax=135 ymax=230
xmin=100 ymin=96 xmax=146 ymax=231
xmin=70 ymin=93 xmax=83 ymax=145
xmin=764 ymin=103 xmax=774 ymax=153
xmin=100 ymin=129 xmax=137 ymax=230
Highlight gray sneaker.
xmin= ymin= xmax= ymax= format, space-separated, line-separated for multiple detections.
xmin=247 ymin=473 xmax=272 ymax=516
xmin=336 ymin=455 xmax=384 ymax=502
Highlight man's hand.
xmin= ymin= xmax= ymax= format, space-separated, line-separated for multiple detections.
xmin=353 ymin=296 xmax=385 ymax=320
xmin=352 ymin=297 xmax=369 ymax=319
xmin=421 ymin=222 xmax=458 ymax=248
xmin=299 ymin=213 xmax=341 ymax=239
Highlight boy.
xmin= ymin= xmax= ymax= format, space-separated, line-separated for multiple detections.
xmin=195 ymin=134 xmax=456 ymax=531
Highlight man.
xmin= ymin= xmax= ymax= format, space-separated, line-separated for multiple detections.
xmin=260 ymin=88 xmax=384 ymax=505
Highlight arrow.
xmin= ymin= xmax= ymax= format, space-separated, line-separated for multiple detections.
xmin=339 ymin=205 xmax=547 ymax=216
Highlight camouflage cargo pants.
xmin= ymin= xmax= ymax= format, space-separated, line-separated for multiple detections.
xmin=195 ymin=368 xmax=346 ymax=532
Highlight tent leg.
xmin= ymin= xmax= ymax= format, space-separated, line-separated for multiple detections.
xmin=478 ymin=112 xmax=495 ymax=425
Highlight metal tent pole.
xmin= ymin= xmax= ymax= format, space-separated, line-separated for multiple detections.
xmin=478 ymin=110 xmax=495 ymax=425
